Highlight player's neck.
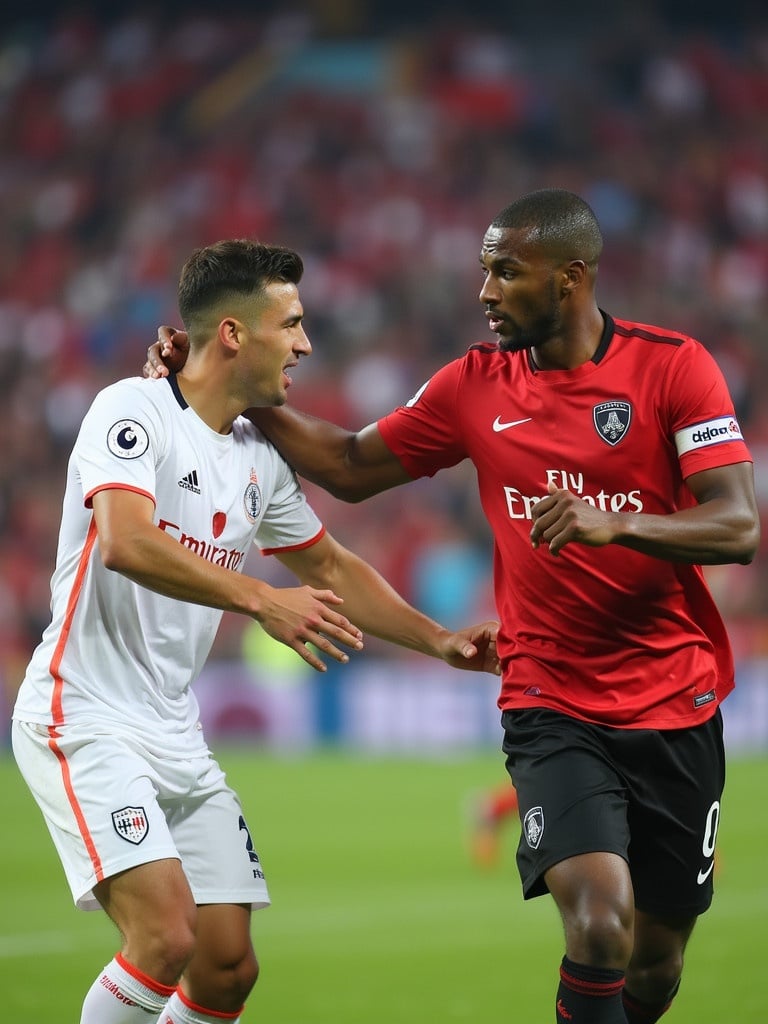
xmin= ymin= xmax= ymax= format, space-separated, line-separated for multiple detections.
xmin=175 ymin=368 xmax=236 ymax=435
xmin=530 ymin=307 xmax=605 ymax=371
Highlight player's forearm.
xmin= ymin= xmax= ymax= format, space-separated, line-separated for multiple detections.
xmin=347 ymin=582 xmax=451 ymax=659
xmin=615 ymin=502 xmax=759 ymax=565
xmin=99 ymin=522 xmax=265 ymax=615
xmin=299 ymin=549 xmax=449 ymax=658
xmin=245 ymin=406 xmax=406 ymax=501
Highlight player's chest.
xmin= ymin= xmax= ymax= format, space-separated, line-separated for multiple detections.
xmin=464 ymin=380 xmax=671 ymax=491
xmin=155 ymin=434 xmax=276 ymax=546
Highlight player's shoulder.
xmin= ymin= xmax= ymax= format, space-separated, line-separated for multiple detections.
xmin=233 ymin=411 xmax=271 ymax=443
xmin=232 ymin=414 xmax=284 ymax=463
xmin=94 ymin=374 xmax=172 ymax=405
xmin=458 ymin=341 xmax=528 ymax=386
xmin=456 ymin=341 xmax=511 ymax=374
xmin=611 ymin=316 xmax=699 ymax=351
xmin=466 ymin=341 xmax=501 ymax=357
xmin=84 ymin=377 xmax=179 ymax=445
xmin=463 ymin=341 xmax=506 ymax=364
xmin=610 ymin=318 xmax=723 ymax=385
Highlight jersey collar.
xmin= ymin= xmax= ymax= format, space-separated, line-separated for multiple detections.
xmin=167 ymin=373 xmax=188 ymax=410
xmin=525 ymin=310 xmax=615 ymax=372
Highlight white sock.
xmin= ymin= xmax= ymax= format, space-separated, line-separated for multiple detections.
xmin=80 ymin=954 xmax=175 ymax=1024
xmin=158 ymin=989 xmax=243 ymax=1023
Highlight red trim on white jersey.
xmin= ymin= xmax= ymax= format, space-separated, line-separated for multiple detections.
xmin=260 ymin=525 xmax=326 ymax=556
xmin=49 ymin=517 xmax=98 ymax=726
xmin=85 ymin=482 xmax=157 ymax=509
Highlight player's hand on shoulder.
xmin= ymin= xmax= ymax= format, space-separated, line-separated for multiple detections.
xmin=143 ymin=325 xmax=190 ymax=379
xmin=438 ymin=620 xmax=500 ymax=674
xmin=530 ymin=482 xmax=617 ymax=556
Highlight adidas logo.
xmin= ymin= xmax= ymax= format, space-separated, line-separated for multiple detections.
xmin=178 ymin=469 xmax=201 ymax=494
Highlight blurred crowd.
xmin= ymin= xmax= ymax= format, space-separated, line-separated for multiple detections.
xmin=2 ymin=3 xmax=768 ymax=717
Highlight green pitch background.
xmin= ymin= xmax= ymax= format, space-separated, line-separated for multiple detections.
xmin=2 ymin=749 xmax=765 ymax=1022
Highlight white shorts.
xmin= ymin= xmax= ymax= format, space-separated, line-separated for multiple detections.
xmin=12 ymin=719 xmax=271 ymax=912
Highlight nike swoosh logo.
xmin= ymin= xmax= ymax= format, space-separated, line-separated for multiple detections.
xmin=492 ymin=416 xmax=532 ymax=433
xmin=697 ymin=861 xmax=714 ymax=885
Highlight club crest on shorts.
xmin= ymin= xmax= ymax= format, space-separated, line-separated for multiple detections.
xmin=112 ymin=806 xmax=149 ymax=845
xmin=523 ymin=806 xmax=544 ymax=850
xmin=593 ymin=401 xmax=631 ymax=446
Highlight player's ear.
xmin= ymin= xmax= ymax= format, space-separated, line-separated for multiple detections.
xmin=217 ymin=317 xmax=241 ymax=353
xmin=561 ymin=259 xmax=587 ymax=298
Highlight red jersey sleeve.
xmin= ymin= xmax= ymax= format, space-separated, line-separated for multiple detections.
xmin=664 ymin=339 xmax=752 ymax=478
xmin=377 ymin=358 xmax=469 ymax=476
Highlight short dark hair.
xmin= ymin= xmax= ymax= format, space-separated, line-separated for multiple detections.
xmin=178 ymin=239 xmax=304 ymax=331
xmin=491 ymin=189 xmax=603 ymax=266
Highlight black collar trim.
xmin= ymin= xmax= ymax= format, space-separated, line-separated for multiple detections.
xmin=167 ymin=373 xmax=188 ymax=410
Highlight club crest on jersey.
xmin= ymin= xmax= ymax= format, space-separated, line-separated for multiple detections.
xmin=244 ymin=469 xmax=262 ymax=523
xmin=593 ymin=401 xmax=631 ymax=446
xmin=523 ymin=806 xmax=544 ymax=850
xmin=112 ymin=806 xmax=149 ymax=845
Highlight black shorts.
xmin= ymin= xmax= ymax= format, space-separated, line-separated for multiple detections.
xmin=501 ymin=707 xmax=725 ymax=916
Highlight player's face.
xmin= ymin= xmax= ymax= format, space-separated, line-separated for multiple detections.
xmin=240 ymin=281 xmax=311 ymax=406
xmin=479 ymin=226 xmax=564 ymax=353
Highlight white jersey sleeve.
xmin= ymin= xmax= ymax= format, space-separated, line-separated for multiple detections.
xmin=75 ymin=377 xmax=168 ymax=506
xmin=254 ymin=450 xmax=325 ymax=554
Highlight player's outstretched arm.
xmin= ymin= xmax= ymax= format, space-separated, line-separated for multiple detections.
xmin=93 ymin=488 xmax=363 ymax=672
xmin=250 ymin=408 xmax=412 ymax=502
xmin=277 ymin=532 xmax=500 ymax=674
xmin=145 ymin=326 xmax=412 ymax=502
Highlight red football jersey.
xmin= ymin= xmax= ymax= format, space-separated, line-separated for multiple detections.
xmin=378 ymin=314 xmax=752 ymax=729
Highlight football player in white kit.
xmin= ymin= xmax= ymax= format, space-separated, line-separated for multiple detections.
xmin=11 ymin=240 xmax=499 ymax=1024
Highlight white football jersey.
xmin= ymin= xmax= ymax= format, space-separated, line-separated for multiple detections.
xmin=14 ymin=374 xmax=323 ymax=755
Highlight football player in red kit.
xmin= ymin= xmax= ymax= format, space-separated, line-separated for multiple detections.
xmin=147 ymin=189 xmax=759 ymax=1024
